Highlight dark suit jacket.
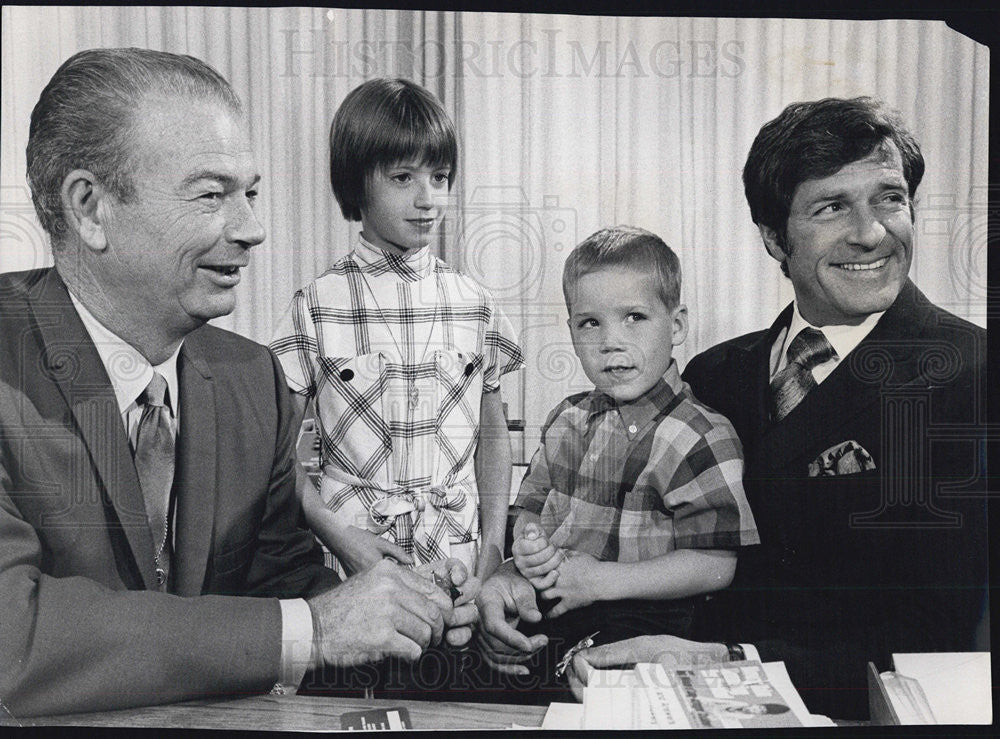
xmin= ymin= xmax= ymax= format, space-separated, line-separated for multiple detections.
xmin=0 ymin=268 xmax=337 ymax=717
xmin=683 ymin=280 xmax=988 ymax=719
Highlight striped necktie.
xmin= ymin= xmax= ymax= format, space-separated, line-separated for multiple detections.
xmin=135 ymin=372 xmax=175 ymax=590
xmin=769 ymin=327 xmax=837 ymax=422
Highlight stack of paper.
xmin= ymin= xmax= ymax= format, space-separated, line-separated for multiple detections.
xmin=540 ymin=660 xmax=834 ymax=729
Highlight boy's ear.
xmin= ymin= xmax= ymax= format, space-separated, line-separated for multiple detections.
xmin=758 ymin=224 xmax=787 ymax=264
xmin=670 ymin=304 xmax=689 ymax=347
xmin=566 ymin=316 xmax=581 ymax=352
xmin=60 ymin=169 xmax=109 ymax=252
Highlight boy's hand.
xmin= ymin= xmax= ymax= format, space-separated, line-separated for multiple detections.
xmin=512 ymin=522 xmax=563 ymax=589
xmin=330 ymin=524 xmax=414 ymax=574
xmin=540 ymin=551 xmax=600 ymax=618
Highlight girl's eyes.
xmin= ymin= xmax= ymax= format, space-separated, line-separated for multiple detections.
xmin=388 ymin=172 xmax=450 ymax=184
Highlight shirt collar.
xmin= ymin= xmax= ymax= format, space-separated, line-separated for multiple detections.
xmin=783 ymin=302 xmax=885 ymax=365
xmin=352 ymin=233 xmax=434 ymax=281
xmin=584 ymin=359 xmax=684 ymax=434
xmin=68 ymin=290 xmax=181 ymax=417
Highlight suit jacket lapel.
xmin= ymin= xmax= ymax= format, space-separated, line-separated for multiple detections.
xmin=29 ymin=269 xmax=158 ymax=589
xmin=173 ymin=342 xmax=217 ymax=596
xmin=755 ymin=280 xmax=925 ymax=472
xmin=726 ymin=304 xmax=791 ymax=457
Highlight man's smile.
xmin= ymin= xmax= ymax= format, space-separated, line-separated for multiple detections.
xmin=197 ymin=261 xmax=247 ymax=287
xmin=831 ymin=256 xmax=890 ymax=272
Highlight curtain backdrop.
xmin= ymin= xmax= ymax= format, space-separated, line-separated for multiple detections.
xmin=1 ymin=8 xmax=988 ymax=460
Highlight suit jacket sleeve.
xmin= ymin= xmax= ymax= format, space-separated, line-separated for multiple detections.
xmin=0 ymin=458 xmax=283 ymax=717
xmin=0 ymin=321 xmax=333 ymax=718
xmin=240 ymin=349 xmax=337 ymax=599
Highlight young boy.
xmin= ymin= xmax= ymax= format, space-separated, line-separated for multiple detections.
xmin=512 ymin=226 xmax=759 ymax=681
xmin=269 ymin=78 xmax=523 ymax=584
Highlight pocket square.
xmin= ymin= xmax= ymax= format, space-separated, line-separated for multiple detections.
xmin=808 ymin=440 xmax=876 ymax=477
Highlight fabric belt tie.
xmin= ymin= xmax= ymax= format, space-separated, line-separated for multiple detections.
xmin=367 ymin=485 xmax=469 ymax=564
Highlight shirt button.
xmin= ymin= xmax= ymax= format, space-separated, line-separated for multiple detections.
xmin=628 ymin=424 xmax=638 ymax=434
xmin=590 ymin=453 xmax=599 ymax=461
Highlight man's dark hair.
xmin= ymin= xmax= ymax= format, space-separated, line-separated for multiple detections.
xmin=26 ymin=47 xmax=243 ymax=244
xmin=562 ymin=225 xmax=681 ymax=312
xmin=743 ymin=97 xmax=924 ymax=275
xmin=329 ymin=77 xmax=458 ymax=222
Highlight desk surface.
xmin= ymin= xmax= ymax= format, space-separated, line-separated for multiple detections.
xmin=4 ymin=694 xmax=548 ymax=731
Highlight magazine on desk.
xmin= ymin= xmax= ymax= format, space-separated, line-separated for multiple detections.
xmin=564 ymin=660 xmax=833 ymax=729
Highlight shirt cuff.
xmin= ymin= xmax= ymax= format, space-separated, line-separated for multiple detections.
xmin=739 ymin=643 xmax=761 ymax=662
xmin=272 ymin=598 xmax=315 ymax=693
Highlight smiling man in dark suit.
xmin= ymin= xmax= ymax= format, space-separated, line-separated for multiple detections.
xmin=564 ymin=98 xmax=988 ymax=719
xmin=0 ymin=48 xmax=469 ymax=718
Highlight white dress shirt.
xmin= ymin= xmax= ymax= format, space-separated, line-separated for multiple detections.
xmin=68 ymin=291 xmax=314 ymax=689
xmin=769 ymin=303 xmax=885 ymax=384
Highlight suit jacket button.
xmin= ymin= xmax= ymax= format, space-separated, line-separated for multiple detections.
xmin=340 ymin=369 xmax=354 ymax=381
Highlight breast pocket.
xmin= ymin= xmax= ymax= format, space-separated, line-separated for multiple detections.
xmin=314 ymin=352 xmax=391 ymax=472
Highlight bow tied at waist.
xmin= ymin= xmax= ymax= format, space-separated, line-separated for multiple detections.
xmin=366 ymin=485 xmax=475 ymax=565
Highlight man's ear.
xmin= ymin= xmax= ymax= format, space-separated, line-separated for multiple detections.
xmin=60 ymin=169 xmax=109 ymax=252
xmin=670 ymin=304 xmax=689 ymax=347
xmin=758 ymin=224 xmax=787 ymax=264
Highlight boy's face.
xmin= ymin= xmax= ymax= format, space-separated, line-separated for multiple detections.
xmin=360 ymin=159 xmax=451 ymax=256
xmin=567 ymin=267 xmax=688 ymax=403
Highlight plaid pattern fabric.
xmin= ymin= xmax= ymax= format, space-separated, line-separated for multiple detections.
xmin=515 ymin=361 xmax=758 ymax=562
xmin=270 ymin=236 xmax=523 ymax=571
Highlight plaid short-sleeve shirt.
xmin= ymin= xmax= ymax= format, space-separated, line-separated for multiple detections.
xmin=270 ymin=237 xmax=523 ymax=569
xmin=515 ymin=360 xmax=758 ymax=562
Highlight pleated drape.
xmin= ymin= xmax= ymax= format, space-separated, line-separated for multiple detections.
xmin=1 ymin=8 xmax=987 ymax=457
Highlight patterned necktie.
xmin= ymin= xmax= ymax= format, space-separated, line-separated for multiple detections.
xmin=135 ymin=372 xmax=175 ymax=590
xmin=769 ymin=327 xmax=837 ymax=422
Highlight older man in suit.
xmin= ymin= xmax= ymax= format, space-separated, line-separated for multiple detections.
xmin=544 ymin=98 xmax=987 ymax=719
xmin=0 ymin=48 xmax=471 ymax=718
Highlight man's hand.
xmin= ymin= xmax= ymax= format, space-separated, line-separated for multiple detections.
xmin=512 ymin=522 xmax=562 ymax=590
xmin=565 ymin=635 xmax=730 ymax=700
xmin=538 ymin=550 xmax=599 ymax=618
xmin=307 ymin=559 xmax=453 ymax=666
xmin=416 ymin=558 xmax=482 ymax=647
xmin=475 ymin=563 xmax=548 ymax=675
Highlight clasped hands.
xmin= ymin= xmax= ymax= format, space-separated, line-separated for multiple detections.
xmin=469 ymin=522 xmax=603 ymax=677
xmin=512 ymin=522 xmax=599 ymax=618
xmin=306 ymin=556 xmax=481 ymax=668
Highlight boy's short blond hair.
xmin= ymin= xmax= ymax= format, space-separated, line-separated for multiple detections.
xmin=562 ymin=226 xmax=681 ymax=312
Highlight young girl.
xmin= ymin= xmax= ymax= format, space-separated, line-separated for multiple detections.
xmin=270 ymin=78 xmax=522 ymax=582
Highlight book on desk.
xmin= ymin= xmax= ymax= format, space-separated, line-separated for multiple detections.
xmin=543 ymin=660 xmax=835 ymax=729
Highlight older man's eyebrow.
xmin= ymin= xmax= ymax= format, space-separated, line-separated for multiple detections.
xmin=181 ymin=170 xmax=261 ymax=189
